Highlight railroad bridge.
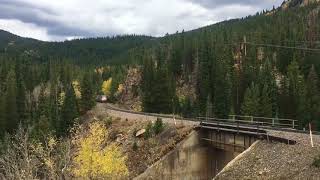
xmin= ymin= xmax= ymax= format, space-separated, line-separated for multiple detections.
xmin=197 ymin=116 xmax=297 ymax=153
xmin=104 ymin=104 xmax=301 ymax=153
xmin=103 ymin=104 xmax=319 ymax=179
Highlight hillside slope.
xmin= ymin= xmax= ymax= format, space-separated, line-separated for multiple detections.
xmin=0 ymin=30 xmax=153 ymax=64
xmin=132 ymin=1 xmax=320 ymax=131
xmin=0 ymin=1 xmax=319 ymax=126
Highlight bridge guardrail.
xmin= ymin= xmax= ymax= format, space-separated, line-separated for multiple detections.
xmin=228 ymin=115 xmax=298 ymax=129
xmin=198 ymin=116 xmax=298 ymax=130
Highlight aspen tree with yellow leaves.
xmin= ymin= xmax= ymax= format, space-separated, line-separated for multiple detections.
xmin=71 ymin=121 xmax=128 ymax=179
xmin=102 ymin=78 xmax=113 ymax=97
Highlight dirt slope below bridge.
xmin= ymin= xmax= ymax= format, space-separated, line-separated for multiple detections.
xmin=215 ymin=130 xmax=320 ymax=180
xmin=81 ymin=103 xmax=195 ymax=178
xmin=90 ymin=103 xmax=320 ymax=179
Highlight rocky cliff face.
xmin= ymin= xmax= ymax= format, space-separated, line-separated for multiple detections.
xmin=119 ymin=67 xmax=142 ymax=111
xmin=282 ymin=0 xmax=320 ymax=9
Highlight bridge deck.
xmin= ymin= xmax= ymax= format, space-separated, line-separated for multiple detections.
xmin=200 ymin=121 xmax=296 ymax=145
xmin=103 ymin=103 xmax=310 ymax=145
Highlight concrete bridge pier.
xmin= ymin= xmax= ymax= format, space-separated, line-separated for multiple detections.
xmin=200 ymin=129 xmax=259 ymax=154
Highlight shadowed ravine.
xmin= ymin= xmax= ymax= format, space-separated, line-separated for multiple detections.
xmin=135 ymin=131 xmax=241 ymax=180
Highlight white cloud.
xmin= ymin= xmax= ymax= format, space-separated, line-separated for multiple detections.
xmin=0 ymin=19 xmax=51 ymax=41
xmin=0 ymin=0 xmax=283 ymax=41
xmin=0 ymin=19 xmax=81 ymax=41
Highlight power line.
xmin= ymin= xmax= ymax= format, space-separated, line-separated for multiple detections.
xmin=245 ymin=42 xmax=320 ymax=52
xmin=280 ymin=40 xmax=320 ymax=44
xmin=205 ymin=41 xmax=320 ymax=53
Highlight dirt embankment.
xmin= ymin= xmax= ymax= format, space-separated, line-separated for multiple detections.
xmin=215 ymin=130 xmax=320 ymax=180
xmin=83 ymin=103 xmax=194 ymax=178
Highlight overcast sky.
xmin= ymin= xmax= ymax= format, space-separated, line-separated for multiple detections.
xmin=0 ymin=0 xmax=283 ymax=41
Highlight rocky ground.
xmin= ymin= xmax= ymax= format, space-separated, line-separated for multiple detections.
xmin=82 ymin=103 xmax=194 ymax=179
xmin=215 ymin=130 xmax=320 ymax=180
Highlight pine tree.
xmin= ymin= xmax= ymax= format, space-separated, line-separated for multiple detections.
xmin=181 ymin=97 xmax=193 ymax=118
xmin=16 ymin=75 xmax=27 ymax=124
xmin=60 ymin=84 xmax=79 ymax=136
xmin=258 ymin=59 xmax=278 ymax=117
xmin=141 ymin=52 xmax=176 ymax=114
xmin=241 ymin=83 xmax=260 ymax=117
xmin=295 ymin=75 xmax=307 ymax=128
xmin=49 ymin=70 xmax=60 ymax=132
xmin=260 ymin=83 xmax=273 ymax=117
xmin=213 ymin=59 xmax=232 ymax=118
xmin=34 ymin=84 xmax=51 ymax=137
xmin=306 ymin=65 xmax=320 ymax=130
xmin=5 ymin=70 xmax=18 ymax=133
xmin=0 ymin=95 xmax=6 ymax=136
xmin=80 ymin=73 xmax=95 ymax=113
xmin=287 ymin=60 xmax=307 ymax=125
xmin=37 ymin=85 xmax=49 ymax=120
xmin=15 ymin=62 xmax=28 ymax=125
xmin=141 ymin=56 xmax=155 ymax=112
xmin=170 ymin=40 xmax=182 ymax=76
xmin=197 ymin=34 xmax=211 ymax=115
xmin=205 ymin=95 xmax=213 ymax=118
xmin=152 ymin=67 xmax=174 ymax=113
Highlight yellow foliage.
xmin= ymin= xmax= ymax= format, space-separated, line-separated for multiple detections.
xmin=94 ymin=67 xmax=104 ymax=74
xmin=31 ymin=136 xmax=58 ymax=178
xmin=72 ymin=121 xmax=128 ymax=179
xmin=114 ymin=83 xmax=124 ymax=97
xmin=133 ymin=105 xmax=142 ymax=112
xmin=101 ymin=78 xmax=112 ymax=97
xmin=117 ymin=84 xmax=124 ymax=94
xmin=72 ymin=80 xmax=81 ymax=99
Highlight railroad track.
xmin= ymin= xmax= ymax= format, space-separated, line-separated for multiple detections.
xmin=103 ymin=103 xmax=319 ymax=135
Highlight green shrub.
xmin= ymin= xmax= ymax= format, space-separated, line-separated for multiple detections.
xmin=104 ymin=117 xmax=113 ymax=127
xmin=144 ymin=122 xmax=153 ymax=139
xmin=313 ymin=155 xmax=320 ymax=168
xmin=144 ymin=118 xmax=164 ymax=139
xmin=153 ymin=118 xmax=164 ymax=135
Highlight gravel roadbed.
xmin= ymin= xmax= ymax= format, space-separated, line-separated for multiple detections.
xmin=215 ymin=130 xmax=320 ymax=180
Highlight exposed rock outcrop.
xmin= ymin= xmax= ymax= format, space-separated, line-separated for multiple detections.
xmin=119 ymin=67 xmax=142 ymax=111
xmin=282 ymin=0 xmax=320 ymax=9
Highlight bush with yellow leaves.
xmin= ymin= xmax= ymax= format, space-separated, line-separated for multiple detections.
xmin=101 ymin=78 xmax=113 ymax=97
xmin=0 ymin=125 xmax=71 ymax=180
xmin=71 ymin=121 xmax=128 ymax=179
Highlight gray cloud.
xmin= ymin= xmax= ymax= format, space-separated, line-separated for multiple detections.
xmin=188 ymin=0 xmax=281 ymax=8
xmin=0 ymin=0 xmax=94 ymax=37
xmin=0 ymin=0 xmax=283 ymax=41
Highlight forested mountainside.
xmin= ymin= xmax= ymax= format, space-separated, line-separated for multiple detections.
xmin=0 ymin=30 xmax=153 ymax=65
xmin=0 ymin=0 xmax=320 ymax=179
xmin=0 ymin=0 xmax=320 ymax=141
xmin=138 ymin=0 xmax=320 ymax=131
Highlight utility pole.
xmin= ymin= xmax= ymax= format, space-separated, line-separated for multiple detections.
xmin=309 ymin=123 xmax=314 ymax=148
